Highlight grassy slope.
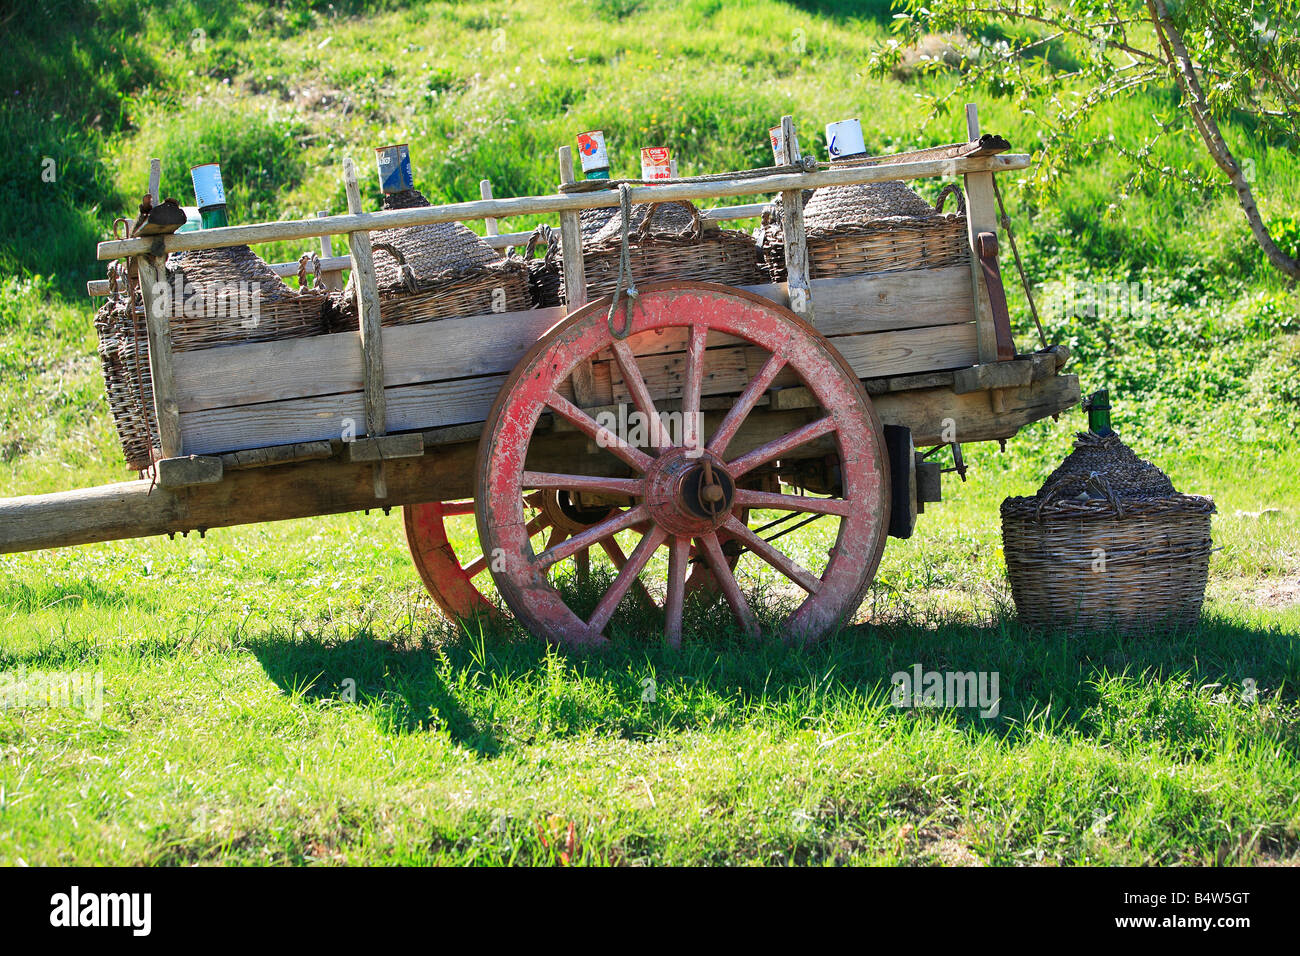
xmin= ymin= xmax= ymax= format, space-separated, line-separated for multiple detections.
xmin=1 ymin=0 xmax=1298 ymax=864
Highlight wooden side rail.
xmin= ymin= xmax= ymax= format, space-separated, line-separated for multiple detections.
xmin=96 ymin=153 xmax=1031 ymax=261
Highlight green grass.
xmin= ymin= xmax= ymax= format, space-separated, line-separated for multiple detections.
xmin=1 ymin=0 xmax=1299 ymax=865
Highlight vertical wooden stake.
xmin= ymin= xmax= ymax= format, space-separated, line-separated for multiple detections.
xmin=480 ymin=179 xmax=499 ymax=240
xmin=342 ymin=157 xmax=389 ymax=498
xmin=778 ymin=115 xmax=814 ymax=324
xmin=147 ymin=158 xmax=161 ymax=206
xmin=557 ymin=146 xmax=597 ymax=406
xmin=137 ymin=238 xmax=183 ymax=460
xmin=317 ymin=209 xmax=343 ymax=292
xmin=963 ymin=103 xmax=1002 ymax=367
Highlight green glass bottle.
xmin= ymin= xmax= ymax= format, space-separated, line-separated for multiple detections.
xmin=1085 ymin=389 xmax=1114 ymax=437
xmin=190 ymin=163 xmax=229 ymax=229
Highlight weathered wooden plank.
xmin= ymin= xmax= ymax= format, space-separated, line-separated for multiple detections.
xmin=172 ymin=268 xmax=970 ymax=417
xmin=220 ymin=440 xmax=334 ymax=470
xmin=963 ymin=104 xmax=1003 ymax=365
xmin=155 ymin=455 xmax=223 ymax=488
xmin=179 ymin=321 xmax=977 ymax=455
xmin=740 ymin=266 xmax=973 ymax=336
xmin=343 ymin=158 xmax=386 ymax=440
xmin=558 ymin=146 xmax=597 ymax=405
xmin=0 ymin=374 xmax=1078 ymax=555
xmin=136 ymin=242 xmax=182 ymax=459
xmin=0 ymin=408 xmax=819 ymax=553
xmin=952 ymin=358 xmax=1034 ymax=394
xmin=777 ymin=115 xmax=814 ymax=323
xmin=346 ymin=432 xmax=425 ymax=462
xmin=173 ymin=306 xmax=565 ymax=414
xmin=316 ymin=210 xmax=344 ymax=292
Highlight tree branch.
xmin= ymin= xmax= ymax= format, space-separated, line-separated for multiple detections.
xmin=1148 ymin=0 xmax=1299 ymax=279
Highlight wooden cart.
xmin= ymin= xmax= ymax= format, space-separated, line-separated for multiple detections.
xmin=1 ymin=111 xmax=1079 ymax=646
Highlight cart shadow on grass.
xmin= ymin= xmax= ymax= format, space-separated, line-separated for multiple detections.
xmin=245 ymin=593 xmax=1299 ymax=760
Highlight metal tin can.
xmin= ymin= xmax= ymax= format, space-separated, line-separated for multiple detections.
xmin=640 ymin=146 xmax=672 ymax=181
xmin=190 ymin=163 xmax=226 ymax=210
xmin=577 ymin=130 xmax=610 ymax=178
xmin=375 ymin=143 xmax=414 ymax=194
xmin=825 ymin=118 xmax=867 ymax=160
xmin=768 ymin=125 xmax=801 ymax=164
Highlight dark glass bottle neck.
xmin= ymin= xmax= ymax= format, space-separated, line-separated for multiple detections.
xmin=199 ymin=205 xmax=229 ymax=229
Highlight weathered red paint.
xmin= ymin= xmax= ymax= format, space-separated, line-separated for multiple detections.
xmin=475 ymin=282 xmax=890 ymax=647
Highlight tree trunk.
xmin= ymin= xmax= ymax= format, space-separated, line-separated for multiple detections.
xmin=1148 ymin=0 xmax=1300 ymax=280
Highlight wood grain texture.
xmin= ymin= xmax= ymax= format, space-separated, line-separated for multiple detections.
xmin=171 ymin=268 xmax=969 ymax=418
xmin=342 ymin=158 xmax=386 ymax=438
xmin=136 ymin=245 xmax=183 ymax=458
xmin=177 ymin=320 xmax=978 ymax=455
xmin=962 ymin=104 xmax=1002 ymax=365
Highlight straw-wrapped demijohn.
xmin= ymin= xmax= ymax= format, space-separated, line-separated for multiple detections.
xmin=759 ymin=117 xmax=971 ymax=281
xmin=324 ymin=144 xmax=531 ymax=330
xmin=1000 ymin=390 xmax=1216 ymax=633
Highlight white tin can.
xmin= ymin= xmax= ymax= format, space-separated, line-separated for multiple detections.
xmin=825 ymin=118 xmax=867 ymax=160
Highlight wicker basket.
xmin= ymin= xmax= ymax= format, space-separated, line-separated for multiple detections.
xmin=573 ymin=199 xmax=766 ymax=304
xmin=94 ymin=289 xmax=158 ymax=471
xmin=760 ymin=180 xmax=969 ymax=281
xmin=94 ymin=245 xmax=329 ymax=470
xmin=324 ymin=188 xmax=531 ymax=330
xmin=1001 ymin=431 xmax=1216 ymax=633
xmin=165 ymin=245 xmax=327 ymax=352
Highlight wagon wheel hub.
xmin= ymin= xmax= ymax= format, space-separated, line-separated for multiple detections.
xmin=645 ymin=448 xmax=736 ymax=535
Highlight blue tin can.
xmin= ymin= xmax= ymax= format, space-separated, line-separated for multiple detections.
xmin=375 ymin=144 xmax=414 ymax=195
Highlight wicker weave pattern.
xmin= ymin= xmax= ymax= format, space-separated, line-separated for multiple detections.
xmin=573 ymin=199 xmax=765 ymax=304
xmin=760 ymin=181 xmax=969 ymax=281
xmin=95 ymin=296 xmax=159 ymax=471
xmin=325 ymin=187 xmax=532 ymax=329
xmin=1001 ymin=432 xmax=1216 ymax=633
xmin=1002 ymin=507 xmax=1214 ymax=631
xmin=164 ymin=246 xmax=328 ymax=352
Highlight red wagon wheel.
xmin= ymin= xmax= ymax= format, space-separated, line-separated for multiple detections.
xmin=403 ymin=492 xmax=746 ymax=623
xmin=475 ymin=282 xmax=890 ymax=647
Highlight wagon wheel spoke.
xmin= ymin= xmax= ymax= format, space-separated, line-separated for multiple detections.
xmin=611 ymin=339 xmax=671 ymax=451
xmin=598 ymin=534 xmax=658 ymax=609
xmin=664 ymin=535 xmax=691 ymax=647
xmin=697 ymin=531 xmax=758 ymax=637
xmin=586 ymin=527 xmax=668 ymax=637
xmin=438 ymin=499 xmax=476 ymax=517
xmin=707 ymin=351 xmax=787 ymax=457
xmin=721 ymin=514 xmax=821 ymax=595
xmin=732 ymin=488 xmax=854 ymax=517
xmin=522 ymin=472 xmax=642 ymax=495
xmin=536 ymin=504 xmax=649 ymax=568
xmin=727 ymin=415 xmax=837 ymax=479
xmin=682 ymin=324 xmax=708 ymax=450
xmin=545 ymin=390 xmax=654 ymax=472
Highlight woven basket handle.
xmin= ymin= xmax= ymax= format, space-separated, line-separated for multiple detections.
xmin=525 ymin=224 xmax=560 ymax=264
xmin=935 ymin=183 xmax=967 ymax=216
xmin=634 ymin=202 xmax=702 ymax=241
xmin=371 ymin=242 xmax=420 ymax=293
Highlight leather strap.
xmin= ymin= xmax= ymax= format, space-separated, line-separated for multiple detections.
xmin=976 ymin=231 xmax=1017 ymax=362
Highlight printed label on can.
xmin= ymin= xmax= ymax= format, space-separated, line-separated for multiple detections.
xmin=375 ymin=144 xmax=414 ymax=194
xmin=825 ymin=118 xmax=866 ymax=160
xmin=577 ymin=130 xmax=609 ymax=174
xmin=768 ymin=125 xmax=801 ymax=164
xmin=190 ymin=163 xmax=226 ymax=209
xmin=640 ymin=146 xmax=672 ymax=181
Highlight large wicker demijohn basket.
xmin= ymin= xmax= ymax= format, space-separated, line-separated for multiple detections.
xmin=323 ymin=187 xmax=531 ymax=330
xmin=1001 ymin=391 xmax=1215 ymax=633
